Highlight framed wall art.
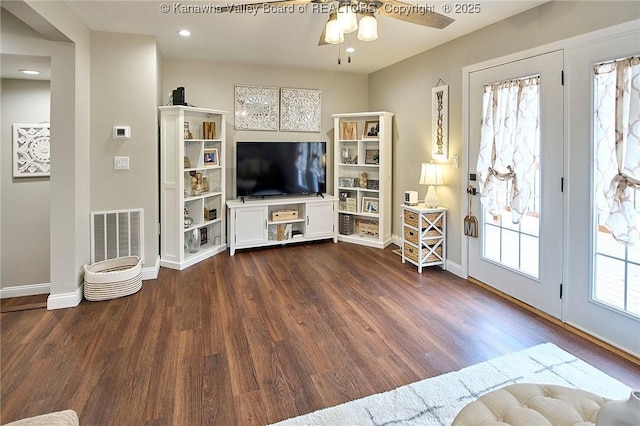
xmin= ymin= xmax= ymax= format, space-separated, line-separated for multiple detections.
xmin=13 ymin=123 xmax=51 ymax=177
xmin=280 ymin=88 xmax=321 ymax=132
xmin=432 ymin=84 xmax=449 ymax=159
xmin=234 ymin=85 xmax=279 ymax=131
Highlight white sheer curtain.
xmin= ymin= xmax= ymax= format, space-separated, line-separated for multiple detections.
xmin=594 ymin=56 xmax=640 ymax=244
xmin=477 ymin=76 xmax=540 ymax=224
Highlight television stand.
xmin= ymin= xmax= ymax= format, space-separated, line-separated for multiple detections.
xmin=226 ymin=194 xmax=337 ymax=255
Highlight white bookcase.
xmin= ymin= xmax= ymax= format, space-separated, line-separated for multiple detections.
xmin=332 ymin=111 xmax=394 ymax=248
xmin=159 ymin=106 xmax=227 ymax=270
xmin=226 ymin=195 xmax=337 ymax=255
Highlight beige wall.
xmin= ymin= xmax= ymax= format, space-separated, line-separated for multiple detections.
xmin=90 ymin=32 xmax=160 ymax=268
xmin=1 ymin=2 xmax=91 ymax=304
xmin=0 ymin=79 xmax=51 ymax=287
xmin=18 ymin=0 xmax=92 ymax=304
xmin=163 ymin=59 xmax=369 ymax=196
xmin=368 ymin=1 xmax=640 ymax=268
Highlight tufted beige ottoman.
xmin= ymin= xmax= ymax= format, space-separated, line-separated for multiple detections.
xmin=452 ymin=383 xmax=612 ymax=425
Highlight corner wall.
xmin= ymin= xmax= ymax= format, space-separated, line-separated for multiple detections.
xmin=20 ymin=0 xmax=92 ymax=307
xmin=368 ymin=1 xmax=640 ymax=270
xmin=90 ymin=32 xmax=160 ymax=269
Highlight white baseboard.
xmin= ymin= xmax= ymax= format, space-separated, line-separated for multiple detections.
xmin=141 ymin=256 xmax=160 ymax=280
xmin=2 ymin=256 xmax=159 ymax=309
xmin=445 ymin=260 xmax=465 ymax=278
xmin=47 ymin=285 xmax=83 ymax=310
xmin=0 ymin=283 xmax=50 ymax=299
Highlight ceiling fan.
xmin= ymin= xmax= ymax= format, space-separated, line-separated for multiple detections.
xmin=219 ymin=0 xmax=454 ymax=47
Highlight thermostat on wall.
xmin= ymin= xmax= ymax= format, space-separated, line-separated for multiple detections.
xmin=113 ymin=126 xmax=131 ymax=139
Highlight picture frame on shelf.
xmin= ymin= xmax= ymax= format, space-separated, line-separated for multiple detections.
xmin=365 ymin=149 xmax=379 ymax=165
xmin=204 ymin=148 xmax=218 ymax=166
xmin=200 ymin=227 xmax=208 ymax=245
xmin=339 ymin=122 xmax=358 ymax=140
xmin=363 ymin=120 xmax=379 ymax=139
xmin=362 ymin=197 xmax=379 ymax=214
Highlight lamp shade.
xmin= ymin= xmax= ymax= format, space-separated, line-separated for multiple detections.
xmin=324 ymin=12 xmax=344 ymax=44
xmin=357 ymin=13 xmax=378 ymax=41
xmin=337 ymin=3 xmax=358 ymax=33
xmin=420 ymin=162 xmax=443 ymax=207
xmin=419 ymin=163 xmax=444 ymax=186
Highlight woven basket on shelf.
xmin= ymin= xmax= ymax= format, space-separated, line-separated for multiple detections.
xmin=83 ymin=256 xmax=142 ymax=301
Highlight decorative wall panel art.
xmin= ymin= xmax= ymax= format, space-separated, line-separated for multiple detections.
xmin=280 ymin=88 xmax=322 ymax=132
xmin=234 ymin=85 xmax=279 ymax=131
xmin=13 ymin=123 xmax=51 ymax=177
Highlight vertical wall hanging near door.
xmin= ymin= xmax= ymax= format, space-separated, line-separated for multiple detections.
xmin=464 ymin=185 xmax=479 ymax=237
xmin=432 ymin=81 xmax=449 ymax=160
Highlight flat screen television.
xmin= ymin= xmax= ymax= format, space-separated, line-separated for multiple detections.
xmin=236 ymin=141 xmax=326 ymax=198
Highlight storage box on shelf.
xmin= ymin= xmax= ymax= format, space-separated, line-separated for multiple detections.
xmin=401 ymin=204 xmax=446 ymax=273
xmin=333 ymin=112 xmax=394 ymax=248
xmin=226 ymin=195 xmax=337 ymax=255
xmin=160 ymin=106 xmax=227 ymax=270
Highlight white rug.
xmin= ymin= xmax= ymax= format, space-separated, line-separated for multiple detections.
xmin=271 ymin=343 xmax=632 ymax=426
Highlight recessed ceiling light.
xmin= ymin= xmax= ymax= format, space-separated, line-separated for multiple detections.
xmin=178 ymin=29 xmax=191 ymax=37
xmin=345 ymin=47 xmax=355 ymax=53
xmin=19 ymin=69 xmax=40 ymax=75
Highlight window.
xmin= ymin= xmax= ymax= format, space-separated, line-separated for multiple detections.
xmin=593 ymin=55 xmax=640 ymax=317
xmin=477 ymin=76 xmax=541 ymax=278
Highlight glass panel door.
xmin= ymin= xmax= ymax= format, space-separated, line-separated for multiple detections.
xmin=468 ymin=51 xmax=564 ymax=319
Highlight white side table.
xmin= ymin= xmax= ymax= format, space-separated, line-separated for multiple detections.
xmin=401 ymin=204 xmax=446 ymax=273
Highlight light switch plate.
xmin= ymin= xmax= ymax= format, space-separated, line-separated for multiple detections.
xmin=114 ymin=156 xmax=129 ymax=170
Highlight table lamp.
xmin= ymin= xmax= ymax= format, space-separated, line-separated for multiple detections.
xmin=419 ymin=162 xmax=443 ymax=207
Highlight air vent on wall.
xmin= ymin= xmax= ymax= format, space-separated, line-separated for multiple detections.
xmin=91 ymin=209 xmax=144 ymax=264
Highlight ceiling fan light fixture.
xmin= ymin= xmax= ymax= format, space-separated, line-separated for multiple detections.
xmin=337 ymin=3 xmax=358 ymax=33
xmin=357 ymin=12 xmax=378 ymax=41
xmin=324 ymin=12 xmax=345 ymax=44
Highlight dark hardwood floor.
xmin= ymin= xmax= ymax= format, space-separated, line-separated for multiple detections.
xmin=1 ymin=242 xmax=638 ymax=425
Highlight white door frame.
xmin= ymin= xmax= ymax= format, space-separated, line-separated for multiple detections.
xmin=461 ymin=19 xmax=640 ymax=321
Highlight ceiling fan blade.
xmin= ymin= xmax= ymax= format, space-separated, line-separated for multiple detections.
xmin=218 ymin=0 xmax=311 ymax=13
xmin=376 ymin=0 xmax=454 ymax=29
